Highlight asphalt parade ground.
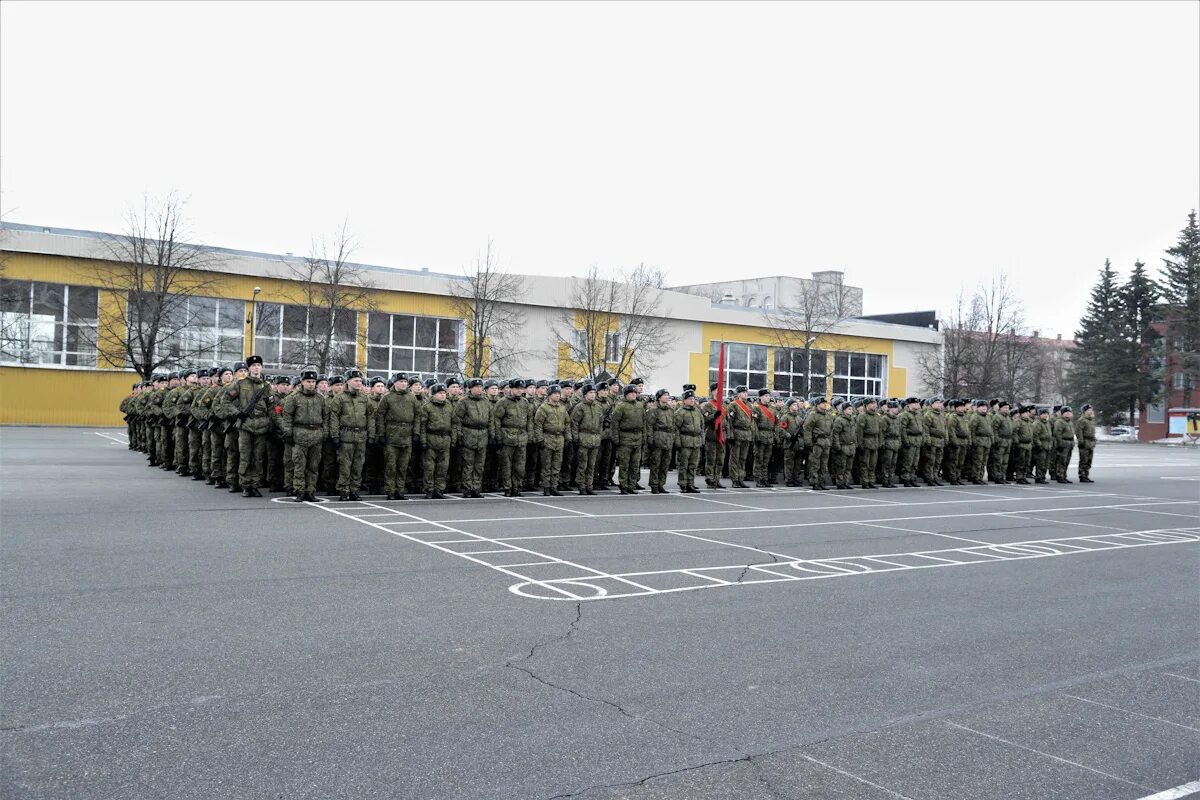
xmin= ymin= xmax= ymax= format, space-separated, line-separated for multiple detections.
xmin=2 ymin=427 xmax=1198 ymax=800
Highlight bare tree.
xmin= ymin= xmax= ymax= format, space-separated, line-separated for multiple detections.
xmin=551 ymin=263 xmax=676 ymax=381
xmin=446 ymin=240 xmax=529 ymax=378
xmin=271 ymin=222 xmax=376 ymax=374
xmin=764 ymin=272 xmax=858 ymax=395
xmin=918 ymin=275 xmax=1037 ymax=399
xmin=87 ymin=193 xmax=226 ymax=378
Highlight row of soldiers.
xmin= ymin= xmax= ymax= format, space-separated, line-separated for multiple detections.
xmin=119 ymin=360 xmax=1098 ymax=501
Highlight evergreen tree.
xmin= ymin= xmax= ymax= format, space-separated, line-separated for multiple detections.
xmin=1159 ymin=210 xmax=1200 ymax=406
xmin=1070 ymin=259 xmax=1128 ymax=424
xmin=1121 ymin=260 xmax=1161 ymax=423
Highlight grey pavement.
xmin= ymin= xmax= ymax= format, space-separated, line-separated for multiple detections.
xmin=2 ymin=427 xmax=1198 ymax=799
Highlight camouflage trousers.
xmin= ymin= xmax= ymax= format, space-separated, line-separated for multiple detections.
xmin=237 ymin=430 xmax=268 ymax=489
xmin=336 ymin=440 xmax=367 ymax=493
xmin=575 ymin=444 xmax=599 ymax=490
xmin=676 ymin=445 xmax=701 ymax=489
xmin=988 ymin=440 xmax=1011 ymax=482
xmin=1077 ymin=444 xmax=1093 ymax=480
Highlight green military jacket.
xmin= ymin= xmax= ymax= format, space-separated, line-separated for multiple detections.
xmin=946 ymin=411 xmax=971 ymax=447
xmin=417 ymin=398 xmax=453 ymax=448
xmin=281 ymin=388 xmax=327 ymax=443
xmin=723 ymin=397 xmax=757 ymax=442
xmin=1074 ymin=416 xmax=1096 ymax=449
xmin=163 ymin=386 xmax=182 ymax=425
xmin=571 ymin=399 xmax=605 ymax=448
xmin=855 ymin=409 xmax=885 ymax=450
xmin=376 ymin=389 xmax=420 ymax=446
xmin=328 ymin=387 xmax=375 ymax=443
xmin=832 ymin=411 xmax=857 ymax=454
xmin=700 ymin=399 xmax=722 ymax=443
xmin=219 ymin=376 xmax=273 ymax=435
xmin=1052 ymin=417 xmax=1076 ymax=445
xmin=882 ymin=412 xmax=902 ymax=450
xmin=533 ymin=399 xmax=569 ymax=448
xmin=1033 ymin=417 xmax=1054 ymax=450
xmin=453 ymin=394 xmax=493 ymax=450
xmin=753 ymin=401 xmax=777 ymax=444
xmin=969 ymin=411 xmax=993 ymax=444
xmin=191 ymin=385 xmax=214 ymax=427
xmin=923 ymin=408 xmax=947 ymax=444
xmin=492 ymin=395 xmax=532 ymax=446
xmin=778 ymin=410 xmax=802 ymax=450
xmin=899 ymin=408 xmax=924 ymax=447
xmin=609 ymin=397 xmax=646 ymax=446
xmin=991 ymin=412 xmax=1013 ymax=442
xmin=644 ymin=401 xmax=676 ymax=450
xmin=1014 ymin=416 xmax=1034 ymax=447
xmin=803 ymin=408 xmax=833 ymax=447
xmin=673 ymin=404 xmax=704 ymax=449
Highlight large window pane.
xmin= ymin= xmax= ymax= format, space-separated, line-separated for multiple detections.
xmin=748 ymin=345 xmax=767 ymax=372
xmin=31 ymin=283 xmax=64 ymax=320
xmin=0 ymin=279 xmax=28 ymax=313
xmin=413 ymin=348 xmax=435 ymax=373
xmin=393 ymin=315 xmax=415 ymax=346
xmin=67 ymin=286 xmax=98 ymax=323
xmin=368 ymin=313 xmax=390 ymax=345
xmin=189 ymin=296 xmax=217 ymax=328
xmin=438 ymin=318 xmax=457 ymax=347
xmin=282 ymin=304 xmax=308 ymax=338
xmin=367 ymin=346 xmax=389 ymax=371
xmin=333 ymin=310 xmax=357 ymax=342
xmin=219 ymin=300 xmax=244 ymax=330
xmin=255 ymin=303 xmax=281 ymax=337
xmin=390 ymin=349 xmax=414 ymax=372
xmin=415 ymin=317 xmax=437 ymax=348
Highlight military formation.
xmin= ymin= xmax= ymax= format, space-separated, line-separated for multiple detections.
xmin=119 ymin=362 xmax=1099 ymax=502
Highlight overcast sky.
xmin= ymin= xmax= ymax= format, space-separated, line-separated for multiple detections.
xmin=2 ymin=1 xmax=1197 ymax=336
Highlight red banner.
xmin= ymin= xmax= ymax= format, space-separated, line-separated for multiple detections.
xmin=716 ymin=341 xmax=726 ymax=444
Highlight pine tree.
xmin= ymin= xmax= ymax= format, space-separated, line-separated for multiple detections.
xmin=1121 ymin=260 xmax=1161 ymax=423
xmin=1159 ymin=210 xmax=1200 ymax=407
xmin=1070 ymin=259 xmax=1128 ymax=424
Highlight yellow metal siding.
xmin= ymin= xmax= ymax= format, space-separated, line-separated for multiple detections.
xmin=0 ymin=366 xmax=134 ymax=426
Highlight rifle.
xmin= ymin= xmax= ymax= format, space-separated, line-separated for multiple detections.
xmin=237 ymin=382 xmax=271 ymax=420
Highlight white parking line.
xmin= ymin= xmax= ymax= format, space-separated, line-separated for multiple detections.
xmin=1062 ymin=694 xmax=1200 ymax=732
xmin=1130 ymin=779 xmax=1200 ymax=800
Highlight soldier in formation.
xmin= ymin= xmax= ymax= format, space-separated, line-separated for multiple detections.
xmin=121 ymin=368 xmax=1097 ymax=499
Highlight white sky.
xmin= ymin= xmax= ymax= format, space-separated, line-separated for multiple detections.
xmin=2 ymin=1 xmax=1197 ymax=336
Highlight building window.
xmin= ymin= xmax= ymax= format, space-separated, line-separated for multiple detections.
xmin=773 ymin=347 xmax=828 ymax=396
xmin=831 ymin=352 xmax=886 ymax=400
xmin=604 ymin=331 xmax=621 ymax=363
xmin=151 ymin=295 xmax=246 ymax=368
xmin=254 ymin=301 xmax=358 ymax=372
xmin=0 ymin=278 xmax=99 ymax=366
xmin=708 ymin=341 xmax=768 ymax=392
xmin=366 ymin=312 xmax=462 ymax=380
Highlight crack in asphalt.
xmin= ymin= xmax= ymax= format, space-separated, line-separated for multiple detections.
xmin=505 ymin=602 xmax=700 ymax=744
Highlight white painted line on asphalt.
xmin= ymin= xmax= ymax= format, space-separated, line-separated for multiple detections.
xmin=1129 ymin=780 xmax=1200 ymax=800
xmin=676 ymin=493 xmax=768 ymax=511
xmin=1116 ymin=506 xmax=1200 ymax=520
xmin=796 ymin=753 xmax=916 ymax=800
xmin=1000 ymin=513 xmax=1130 ymax=532
xmin=943 ymin=721 xmax=1151 ymax=790
xmin=92 ymin=432 xmax=127 ymax=445
xmin=430 ymin=492 xmax=1150 ymax=524
xmin=1062 ymin=694 xmax=1200 ymax=732
xmin=509 ymin=496 xmax=596 ymax=517
xmin=508 ymin=527 xmax=1200 ymax=600
xmin=1160 ymin=476 xmax=1200 ymax=481
xmin=852 ymin=520 xmax=993 ymax=546
xmin=929 ymin=485 xmax=1014 ymax=500
xmin=1162 ymin=672 xmax=1200 ymax=685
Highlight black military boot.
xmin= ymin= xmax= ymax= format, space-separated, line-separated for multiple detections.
xmin=339 ymin=493 xmax=351 ymax=501
xmin=1080 ymin=477 xmax=1094 ymax=483
xmin=205 ymin=477 xmax=216 ymax=485
xmin=549 ymin=488 xmax=563 ymax=497
xmin=433 ymin=491 xmax=446 ymax=500
xmin=192 ymin=473 xmax=205 ymax=481
xmin=229 ymin=484 xmax=242 ymax=493
xmin=348 ymin=491 xmax=361 ymax=501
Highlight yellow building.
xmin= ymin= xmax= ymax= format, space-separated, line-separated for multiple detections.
xmin=0 ymin=222 xmax=941 ymax=426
